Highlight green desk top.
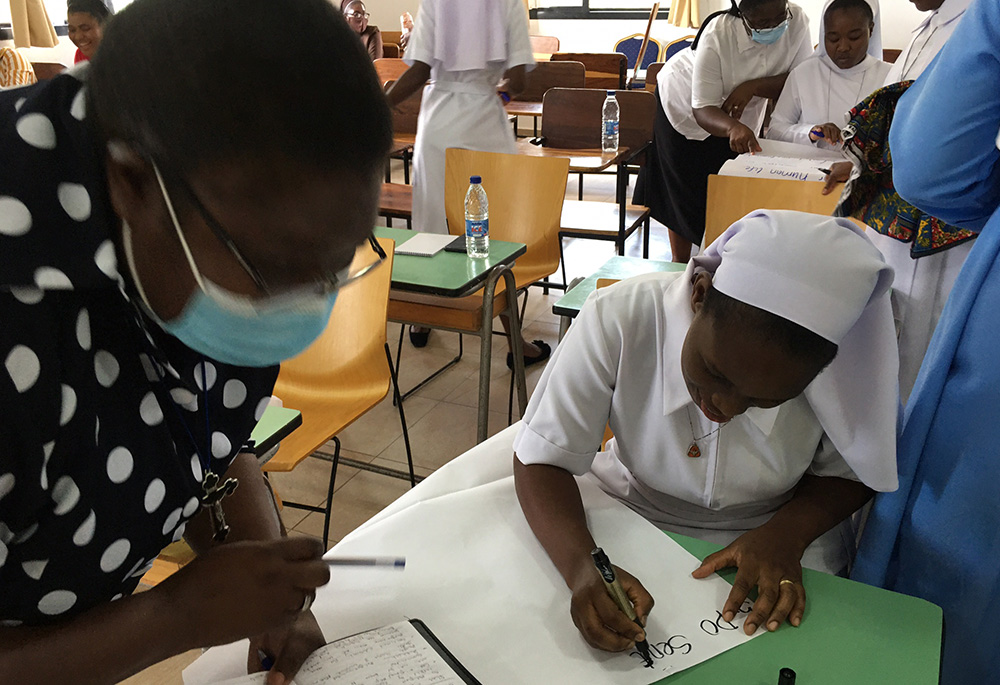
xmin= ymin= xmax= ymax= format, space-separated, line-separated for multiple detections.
xmin=553 ymin=256 xmax=686 ymax=318
xmin=658 ymin=533 xmax=942 ymax=684
xmin=375 ymin=226 xmax=527 ymax=297
xmin=249 ymin=405 xmax=302 ymax=457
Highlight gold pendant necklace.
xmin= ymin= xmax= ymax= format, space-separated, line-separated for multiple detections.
xmin=686 ymin=407 xmax=727 ymax=458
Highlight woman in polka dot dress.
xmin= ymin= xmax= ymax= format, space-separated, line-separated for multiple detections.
xmin=0 ymin=0 xmax=392 ymax=682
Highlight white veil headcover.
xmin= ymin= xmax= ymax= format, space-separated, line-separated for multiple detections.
xmin=690 ymin=209 xmax=899 ymax=491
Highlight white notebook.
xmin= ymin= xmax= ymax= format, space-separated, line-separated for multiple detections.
xmin=213 ymin=620 xmax=479 ymax=685
xmin=395 ymin=233 xmax=457 ymax=257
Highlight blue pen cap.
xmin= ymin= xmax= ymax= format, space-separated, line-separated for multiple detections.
xmin=470 ymin=175 xmax=482 ymax=184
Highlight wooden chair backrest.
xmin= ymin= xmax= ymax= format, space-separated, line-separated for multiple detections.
xmin=30 ymin=62 xmax=65 ymax=80
xmin=703 ymin=175 xmax=841 ymax=249
xmin=382 ymin=29 xmax=404 ymax=45
xmin=373 ymin=57 xmax=409 ymax=87
xmin=444 ymin=149 xmax=569 ymax=288
xmin=530 ymin=34 xmax=560 ymax=54
xmin=268 ymin=237 xmax=395 ymax=470
xmin=516 ymin=60 xmax=586 ymax=102
xmin=540 ymin=87 xmax=656 ymax=156
xmin=551 ymin=52 xmax=627 ymax=90
xmin=883 ymin=48 xmax=901 ymax=64
xmin=384 ymin=80 xmax=425 ymax=135
xmin=644 ymin=62 xmax=665 ymax=92
xmin=382 ymin=43 xmax=400 ymax=59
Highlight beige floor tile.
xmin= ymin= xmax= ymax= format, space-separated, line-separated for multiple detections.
xmin=268 ymin=452 xmax=356 ymax=509
xmin=392 ymin=342 xmax=481 ymax=401
xmin=298 ymin=470 xmax=415 ymax=544
xmin=521 ymin=289 xmax=563 ymax=327
xmin=442 ymin=357 xmax=548 ymax=414
xmin=376 ymin=402 xmax=513 ymax=471
xmin=334 ymin=392 xmax=438 ymax=457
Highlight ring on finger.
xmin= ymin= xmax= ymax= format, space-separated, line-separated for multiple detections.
xmin=779 ymin=579 xmax=797 ymax=588
xmin=300 ymin=591 xmax=315 ymax=613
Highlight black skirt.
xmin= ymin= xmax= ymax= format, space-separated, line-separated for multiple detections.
xmin=633 ymin=87 xmax=737 ymax=245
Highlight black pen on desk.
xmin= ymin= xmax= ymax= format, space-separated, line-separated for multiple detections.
xmin=591 ymin=548 xmax=653 ymax=668
xmin=325 ymin=556 xmax=406 ymax=568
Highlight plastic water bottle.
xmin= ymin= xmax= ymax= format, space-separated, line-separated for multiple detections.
xmin=465 ymin=175 xmax=489 ymax=258
xmin=602 ymin=90 xmax=620 ymax=153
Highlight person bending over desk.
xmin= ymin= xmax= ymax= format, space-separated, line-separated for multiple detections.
xmin=513 ymin=210 xmax=899 ymax=653
xmin=0 ymin=0 xmax=392 ymax=682
xmin=633 ymin=0 xmax=811 ymax=263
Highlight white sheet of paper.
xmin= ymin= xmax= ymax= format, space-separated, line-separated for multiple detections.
xmin=210 ymin=622 xmax=467 ymax=685
xmin=184 ymin=426 xmax=762 ymax=685
xmin=719 ymin=155 xmax=830 ymax=183
xmin=757 ymin=139 xmax=846 ymax=161
xmin=394 ymin=233 xmax=457 ymax=257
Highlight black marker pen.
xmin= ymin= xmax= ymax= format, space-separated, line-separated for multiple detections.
xmin=591 ymin=548 xmax=653 ymax=668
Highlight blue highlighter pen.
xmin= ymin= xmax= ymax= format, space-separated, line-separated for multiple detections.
xmin=258 ymin=649 xmax=274 ymax=672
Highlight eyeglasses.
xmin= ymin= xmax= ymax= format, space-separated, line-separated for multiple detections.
xmin=741 ymin=7 xmax=791 ymax=33
xmin=151 ymin=162 xmax=386 ymax=300
xmin=345 ymin=10 xmax=370 ymax=19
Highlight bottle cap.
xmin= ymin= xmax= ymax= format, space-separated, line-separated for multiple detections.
xmin=470 ymin=175 xmax=482 ymax=184
xmin=607 ymin=90 xmax=615 ymax=96
xmin=777 ymin=667 xmax=796 ymax=685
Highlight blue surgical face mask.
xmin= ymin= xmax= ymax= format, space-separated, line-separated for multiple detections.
xmin=122 ymin=214 xmax=338 ymax=369
xmin=750 ymin=17 xmax=789 ymax=45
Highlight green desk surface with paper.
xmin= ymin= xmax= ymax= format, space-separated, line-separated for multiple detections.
xmin=374 ymin=226 xmax=526 ymax=297
xmin=553 ymin=255 xmax=686 ymax=319
xmin=654 ymin=532 xmax=942 ymax=684
xmin=249 ymin=405 xmax=302 ymax=458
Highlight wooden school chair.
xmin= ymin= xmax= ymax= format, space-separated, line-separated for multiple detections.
xmin=551 ymin=52 xmax=627 ymax=90
xmin=382 ymin=43 xmax=400 ymax=59
xmin=614 ymin=34 xmax=663 ymax=74
xmin=538 ymin=87 xmax=657 ymax=280
xmin=382 ymin=30 xmax=404 ymax=46
xmin=644 ymin=62 xmax=665 ymax=93
xmin=387 ymin=149 xmax=569 ymax=440
xmin=512 ymin=60 xmax=585 ymax=137
xmin=703 ymin=175 xmax=841 ymax=248
xmin=379 ymin=181 xmax=412 ymax=229
xmin=265 ymin=237 xmax=415 ymax=548
xmin=381 ymin=78 xmax=426 ymax=185
xmin=29 ymin=62 xmax=64 ymax=80
xmin=373 ymin=57 xmax=409 ymax=88
xmin=530 ymin=34 xmax=560 ymax=57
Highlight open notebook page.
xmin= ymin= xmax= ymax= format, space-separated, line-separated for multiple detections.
xmin=214 ymin=621 xmax=469 ymax=685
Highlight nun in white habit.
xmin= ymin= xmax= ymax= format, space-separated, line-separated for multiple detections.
xmin=512 ymin=210 xmax=899 ymax=648
xmin=767 ymin=0 xmax=889 ymax=147
xmin=385 ymin=0 xmax=534 ymax=236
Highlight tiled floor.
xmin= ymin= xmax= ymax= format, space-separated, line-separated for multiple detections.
xmin=268 ymin=171 xmax=675 ymax=551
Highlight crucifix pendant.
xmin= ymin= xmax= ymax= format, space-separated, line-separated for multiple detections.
xmin=201 ymin=470 xmax=239 ymax=542
xmin=687 ymin=442 xmax=702 ymax=458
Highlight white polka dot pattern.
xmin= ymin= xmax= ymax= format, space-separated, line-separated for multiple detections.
xmin=37 ymin=590 xmax=76 ymax=616
xmin=143 ymin=479 xmax=166 ymax=514
xmin=34 ymin=266 xmax=71 ymax=289
xmin=5 ymin=345 xmax=40 ymax=393
xmin=139 ymin=392 xmax=163 ymax=426
xmin=94 ymin=240 xmax=117 ymax=278
xmin=99 ymin=539 xmax=130 ymax=573
xmin=51 ymin=476 xmax=80 ymax=516
xmin=76 ymin=308 xmax=91 ymax=350
xmin=16 ymin=113 xmax=57 ymax=150
xmin=10 ymin=287 xmax=43 ymax=305
xmin=211 ymin=432 xmax=232 ymax=459
xmin=60 ymin=384 xmax=77 ymax=427
xmin=223 ymin=379 xmax=247 ymax=409
xmin=70 ymin=89 xmax=86 ymax=120
xmin=0 ymin=196 xmax=31 ymax=236
xmin=57 ymin=183 xmax=91 ymax=221
xmin=94 ymin=350 xmax=120 ymax=388
xmin=106 ymin=447 xmax=133 ymax=484
xmin=22 ymin=559 xmax=48 ymax=581
xmin=73 ymin=510 xmax=96 ymax=547
xmin=0 ymin=473 xmax=14 ymax=502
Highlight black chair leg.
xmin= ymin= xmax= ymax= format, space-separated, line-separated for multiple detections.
xmin=322 ymin=436 xmax=341 ymax=550
xmin=385 ymin=343 xmax=416 ymax=487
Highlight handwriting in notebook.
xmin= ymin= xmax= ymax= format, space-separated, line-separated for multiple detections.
xmin=628 ymin=600 xmax=754 ymax=667
xmin=295 ymin=622 xmax=466 ymax=685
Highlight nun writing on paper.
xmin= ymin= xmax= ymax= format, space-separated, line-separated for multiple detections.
xmin=512 ymin=210 xmax=899 ymax=653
